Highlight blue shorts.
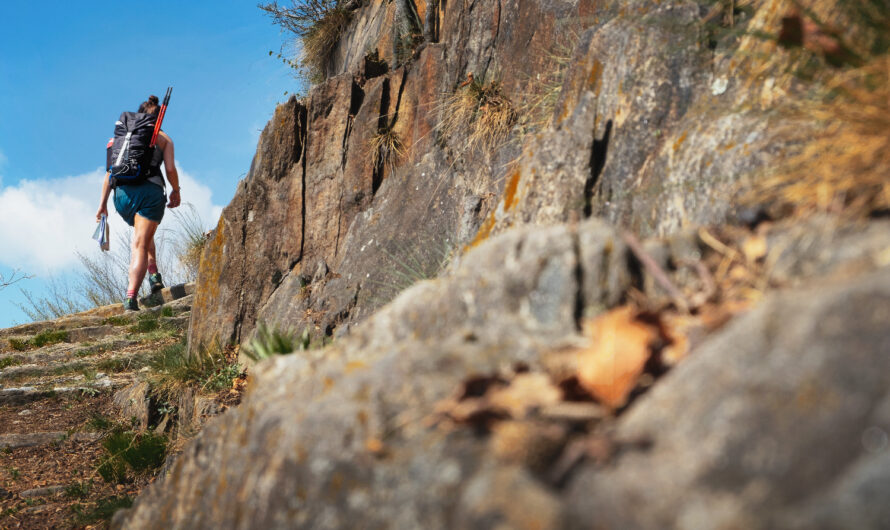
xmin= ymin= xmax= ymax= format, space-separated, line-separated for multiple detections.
xmin=113 ymin=183 xmax=166 ymax=226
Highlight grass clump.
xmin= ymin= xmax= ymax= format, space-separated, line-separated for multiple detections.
xmin=86 ymin=413 xmax=114 ymax=431
xmin=243 ymin=322 xmax=311 ymax=362
xmin=369 ymin=125 xmax=406 ymax=174
xmin=96 ymin=427 xmax=167 ymax=483
xmin=749 ymin=55 xmax=890 ymax=217
xmin=0 ymin=356 xmax=22 ymax=369
xmin=64 ymin=480 xmax=92 ymax=499
xmin=71 ymin=495 xmax=133 ymax=526
xmin=518 ymin=26 xmax=579 ymax=133
xmin=6 ymin=329 xmax=70 ymax=351
xmin=439 ymin=75 xmax=517 ymax=152
xmin=128 ymin=313 xmax=160 ymax=334
xmin=167 ymin=204 xmax=208 ymax=281
xmin=8 ymin=338 xmax=29 ymax=351
xmin=148 ymin=340 xmax=241 ymax=398
xmin=260 ymin=0 xmax=354 ymax=83
xmin=103 ymin=315 xmax=130 ymax=326
xmin=96 ymin=354 xmax=147 ymax=374
xmin=30 ymin=329 xmax=69 ymax=348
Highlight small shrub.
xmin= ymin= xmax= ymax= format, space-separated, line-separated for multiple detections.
xmin=260 ymin=0 xmax=354 ymax=83
xmin=8 ymin=338 xmax=28 ymax=351
xmin=439 ymin=75 xmax=517 ymax=151
xmin=30 ymin=329 xmax=69 ymax=348
xmin=97 ymin=427 xmax=167 ymax=483
xmin=0 ymin=356 xmax=22 ymax=369
xmin=202 ymin=363 xmax=242 ymax=392
xmin=64 ymin=480 xmax=92 ymax=499
xmin=160 ymin=306 xmax=174 ymax=318
xmin=244 ymin=322 xmax=311 ymax=362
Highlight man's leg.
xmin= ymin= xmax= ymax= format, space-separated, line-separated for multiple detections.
xmin=146 ymin=235 xmax=157 ymax=272
xmin=128 ymin=214 xmax=160 ymax=296
xmin=145 ymin=235 xmax=166 ymax=293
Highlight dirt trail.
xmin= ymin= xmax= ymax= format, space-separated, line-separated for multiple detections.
xmin=0 ymin=287 xmax=194 ymax=529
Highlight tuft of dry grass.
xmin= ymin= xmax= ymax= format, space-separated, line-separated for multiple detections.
xmin=369 ymin=126 xmax=406 ymax=173
xmin=517 ymin=27 xmax=579 ymax=133
xmin=749 ymin=56 xmax=890 ymax=217
xmin=260 ymin=0 xmax=353 ymax=84
xmin=731 ymin=0 xmax=890 ymax=96
xmin=301 ymin=6 xmax=352 ymax=82
xmin=439 ymin=76 xmax=517 ymax=152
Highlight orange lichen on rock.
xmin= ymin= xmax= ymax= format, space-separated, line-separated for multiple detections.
xmin=467 ymin=210 xmax=497 ymax=250
xmin=589 ymin=59 xmax=603 ymax=96
xmin=503 ymin=170 xmax=522 ymax=211
xmin=672 ymin=130 xmax=688 ymax=152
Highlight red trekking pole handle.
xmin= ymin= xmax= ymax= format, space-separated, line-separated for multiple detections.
xmin=149 ymin=86 xmax=173 ymax=148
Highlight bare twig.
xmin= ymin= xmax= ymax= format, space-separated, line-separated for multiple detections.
xmin=621 ymin=231 xmax=690 ymax=313
xmin=0 ymin=269 xmax=32 ymax=292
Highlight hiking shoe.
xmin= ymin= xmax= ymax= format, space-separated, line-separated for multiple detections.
xmin=148 ymin=273 xmax=165 ymax=294
xmin=123 ymin=297 xmax=140 ymax=312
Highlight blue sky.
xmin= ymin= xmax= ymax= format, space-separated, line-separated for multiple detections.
xmin=0 ymin=1 xmax=303 ymax=326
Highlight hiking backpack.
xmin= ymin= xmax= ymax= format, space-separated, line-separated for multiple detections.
xmin=106 ymin=111 xmax=162 ymax=186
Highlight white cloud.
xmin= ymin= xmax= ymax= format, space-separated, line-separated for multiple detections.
xmin=0 ymin=164 xmax=223 ymax=274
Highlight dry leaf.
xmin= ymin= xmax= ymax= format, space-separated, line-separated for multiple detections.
xmin=576 ymin=306 xmax=660 ymax=409
xmin=741 ymin=234 xmax=768 ymax=263
xmin=365 ymin=437 xmax=385 ymax=455
xmin=660 ymin=312 xmax=695 ymax=366
xmin=487 ymin=373 xmax=562 ymax=419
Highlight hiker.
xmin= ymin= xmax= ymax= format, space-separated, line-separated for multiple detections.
xmin=95 ymin=94 xmax=181 ymax=311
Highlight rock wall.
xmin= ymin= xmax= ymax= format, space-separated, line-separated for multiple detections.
xmin=188 ymin=0 xmax=799 ymax=354
xmin=131 ymin=0 xmax=890 ymax=527
xmin=121 ymin=215 xmax=890 ymax=528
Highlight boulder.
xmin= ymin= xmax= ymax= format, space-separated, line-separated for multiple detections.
xmin=566 ymin=267 xmax=890 ymax=529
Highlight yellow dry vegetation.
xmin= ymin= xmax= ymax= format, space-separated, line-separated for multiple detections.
xmin=369 ymin=126 xmax=406 ymax=172
xmin=439 ymin=77 xmax=517 ymax=152
xmin=752 ymin=56 xmax=890 ymax=217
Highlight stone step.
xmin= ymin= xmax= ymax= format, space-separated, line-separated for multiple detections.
xmin=0 ymin=315 xmax=107 ymax=340
xmin=140 ymin=282 xmax=195 ymax=308
xmin=5 ymin=338 xmax=137 ymax=366
xmin=0 ymin=377 xmax=132 ymax=406
xmin=0 ymin=431 xmax=102 ymax=450
xmin=19 ymin=485 xmax=66 ymax=499
xmin=0 ymin=350 xmax=148 ymax=384
xmin=0 ymin=288 xmax=193 ymax=343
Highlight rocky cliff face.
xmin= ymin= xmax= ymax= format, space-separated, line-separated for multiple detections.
xmin=124 ymin=0 xmax=890 ymax=527
xmin=187 ymin=0 xmax=803 ymax=353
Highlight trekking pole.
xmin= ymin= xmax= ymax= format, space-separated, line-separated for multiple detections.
xmin=149 ymin=86 xmax=173 ymax=148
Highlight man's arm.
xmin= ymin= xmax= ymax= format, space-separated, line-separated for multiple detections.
xmin=158 ymin=132 xmax=181 ymax=208
xmin=96 ymin=171 xmax=112 ymax=221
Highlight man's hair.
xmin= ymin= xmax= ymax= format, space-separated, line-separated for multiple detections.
xmin=138 ymin=94 xmax=160 ymax=115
